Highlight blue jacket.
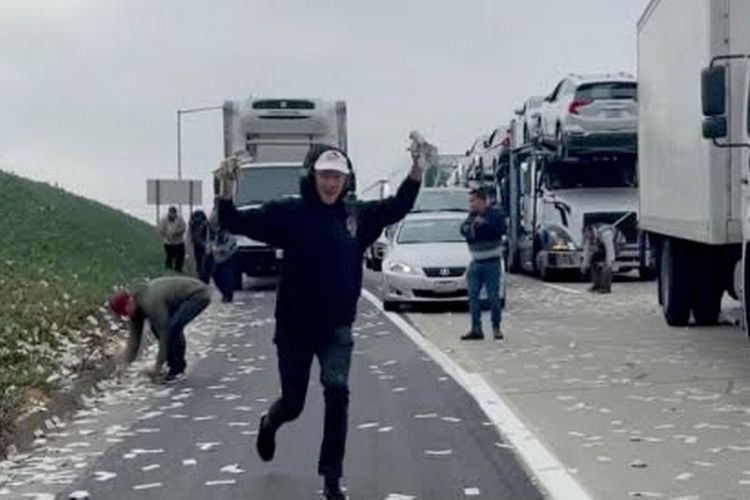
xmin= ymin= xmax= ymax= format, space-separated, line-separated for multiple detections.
xmin=461 ymin=206 xmax=506 ymax=261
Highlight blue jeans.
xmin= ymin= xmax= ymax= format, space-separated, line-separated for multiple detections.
xmin=468 ymin=258 xmax=502 ymax=333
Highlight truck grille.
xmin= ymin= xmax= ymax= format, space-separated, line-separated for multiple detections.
xmin=583 ymin=212 xmax=638 ymax=243
xmin=423 ymin=267 xmax=466 ymax=278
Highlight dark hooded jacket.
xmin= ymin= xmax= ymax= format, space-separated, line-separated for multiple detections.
xmin=218 ymin=145 xmax=420 ymax=345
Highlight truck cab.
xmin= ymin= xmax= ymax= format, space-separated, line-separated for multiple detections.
xmin=230 ymin=162 xmax=305 ymax=281
xmin=513 ymin=154 xmax=649 ymax=280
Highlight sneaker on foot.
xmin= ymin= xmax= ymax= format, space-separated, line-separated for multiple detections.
xmin=493 ymin=329 xmax=504 ymax=340
xmin=256 ymin=414 xmax=276 ymax=462
xmin=461 ymin=331 xmax=484 ymax=341
xmin=161 ymin=372 xmax=186 ymax=384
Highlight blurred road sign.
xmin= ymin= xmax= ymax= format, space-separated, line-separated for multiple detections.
xmin=147 ymin=179 xmax=202 ymax=205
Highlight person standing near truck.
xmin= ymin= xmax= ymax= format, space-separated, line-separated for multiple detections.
xmin=188 ymin=209 xmax=209 ymax=278
xmin=217 ymin=143 xmax=422 ymax=500
xmin=158 ymin=206 xmax=187 ymax=272
xmin=202 ymin=205 xmax=237 ymax=303
xmin=460 ymin=187 xmax=507 ymax=341
xmin=581 ymin=224 xmax=617 ymax=294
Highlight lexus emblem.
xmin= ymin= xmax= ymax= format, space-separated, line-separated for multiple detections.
xmin=439 ymin=268 xmax=450 ymax=277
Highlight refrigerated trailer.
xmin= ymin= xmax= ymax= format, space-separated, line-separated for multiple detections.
xmin=638 ymin=0 xmax=750 ymax=327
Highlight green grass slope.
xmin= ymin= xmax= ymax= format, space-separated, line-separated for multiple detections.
xmin=0 ymin=170 xmax=166 ymax=441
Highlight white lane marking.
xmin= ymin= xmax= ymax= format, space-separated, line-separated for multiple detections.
xmin=464 ymin=487 xmax=481 ymax=496
xmin=133 ymin=483 xmax=163 ymax=490
xmin=362 ymin=289 xmax=593 ymax=500
xmin=424 ymin=449 xmax=453 ymax=456
xmin=206 ymin=479 xmax=237 ymax=486
xmin=542 ymin=283 xmax=584 ymax=295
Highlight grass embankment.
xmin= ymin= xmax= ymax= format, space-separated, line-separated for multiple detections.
xmin=0 ymin=170 xmax=166 ymax=449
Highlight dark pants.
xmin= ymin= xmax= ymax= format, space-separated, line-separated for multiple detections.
xmin=266 ymin=327 xmax=353 ymax=479
xmin=161 ymin=289 xmax=211 ymax=375
xmin=468 ymin=258 xmax=502 ymax=333
xmin=591 ymin=261 xmax=613 ymax=293
xmin=200 ymin=254 xmax=234 ymax=301
xmin=164 ymin=243 xmax=186 ymax=272
xmin=192 ymin=243 xmax=206 ymax=277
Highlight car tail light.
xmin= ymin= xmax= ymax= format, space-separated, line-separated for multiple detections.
xmin=568 ymin=99 xmax=592 ymax=115
xmin=501 ymin=135 xmax=510 ymax=147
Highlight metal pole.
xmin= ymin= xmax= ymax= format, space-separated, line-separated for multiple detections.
xmin=177 ymin=110 xmax=182 ymax=180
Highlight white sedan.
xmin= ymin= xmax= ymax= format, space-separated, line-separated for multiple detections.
xmin=381 ymin=212 xmax=506 ymax=311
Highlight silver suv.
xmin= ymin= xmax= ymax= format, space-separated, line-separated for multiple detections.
xmin=539 ymin=73 xmax=637 ymax=159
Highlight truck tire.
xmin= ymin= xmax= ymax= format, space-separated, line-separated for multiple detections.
xmin=372 ymin=258 xmax=383 ymax=272
xmin=659 ymin=238 xmax=692 ymax=327
xmin=692 ymin=246 xmax=723 ymax=325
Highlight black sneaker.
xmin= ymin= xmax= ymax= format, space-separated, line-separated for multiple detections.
xmin=493 ymin=329 xmax=504 ymax=341
xmin=161 ymin=372 xmax=186 ymax=385
xmin=461 ymin=331 xmax=484 ymax=341
xmin=256 ymin=414 xmax=276 ymax=462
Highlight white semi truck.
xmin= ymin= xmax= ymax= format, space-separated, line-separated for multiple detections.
xmin=638 ymin=0 xmax=750 ymax=327
xmin=221 ymin=97 xmax=347 ymax=284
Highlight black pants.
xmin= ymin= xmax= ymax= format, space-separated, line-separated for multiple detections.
xmin=164 ymin=243 xmax=186 ymax=272
xmin=192 ymin=243 xmax=206 ymax=277
xmin=591 ymin=261 xmax=613 ymax=293
xmin=200 ymin=254 xmax=234 ymax=301
xmin=161 ymin=289 xmax=211 ymax=375
xmin=267 ymin=327 xmax=353 ymax=479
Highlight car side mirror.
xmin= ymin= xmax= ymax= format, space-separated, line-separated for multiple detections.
xmin=703 ymin=116 xmax=728 ymax=139
xmin=384 ymin=225 xmax=395 ymax=240
xmin=702 ymin=65 xmax=726 ymax=116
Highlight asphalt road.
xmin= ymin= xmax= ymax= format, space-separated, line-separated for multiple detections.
xmin=3 ymin=289 xmax=542 ymax=500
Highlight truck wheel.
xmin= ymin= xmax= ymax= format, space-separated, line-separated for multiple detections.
xmin=373 ymin=258 xmax=383 ymax=272
xmin=659 ymin=238 xmax=692 ymax=326
xmin=692 ymin=246 xmax=723 ymax=325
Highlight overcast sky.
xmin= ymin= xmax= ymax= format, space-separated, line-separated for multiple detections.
xmin=1 ymin=0 xmax=650 ymax=223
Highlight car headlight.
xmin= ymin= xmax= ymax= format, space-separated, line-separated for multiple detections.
xmin=544 ymin=226 xmax=577 ymax=251
xmin=386 ymin=261 xmax=422 ymax=275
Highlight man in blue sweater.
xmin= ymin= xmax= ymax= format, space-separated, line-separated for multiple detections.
xmin=460 ymin=187 xmax=507 ymax=341
xmin=217 ymin=144 xmax=422 ymax=500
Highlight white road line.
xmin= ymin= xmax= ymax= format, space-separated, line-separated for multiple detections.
xmin=361 ymin=289 xmax=593 ymax=500
xmin=541 ymin=283 xmax=585 ymax=295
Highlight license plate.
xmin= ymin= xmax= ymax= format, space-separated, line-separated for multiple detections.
xmin=434 ymin=280 xmax=457 ymax=291
xmin=604 ymin=110 xmax=624 ymax=118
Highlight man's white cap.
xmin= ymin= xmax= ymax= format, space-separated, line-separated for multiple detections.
xmin=314 ymin=150 xmax=350 ymax=175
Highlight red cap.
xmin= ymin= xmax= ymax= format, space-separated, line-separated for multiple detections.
xmin=109 ymin=291 xmax=132 ymax=317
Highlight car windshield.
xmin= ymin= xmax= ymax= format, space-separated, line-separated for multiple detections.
xmin=235 ymin=166 xmax=305 ymax=205
xmin=397 ymin=218 xmax=465 ymax=244
xmin=575 ymin=82 xmax=636 ymax=101
xmin=413 ymin=190 xmax=468 ymax=212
